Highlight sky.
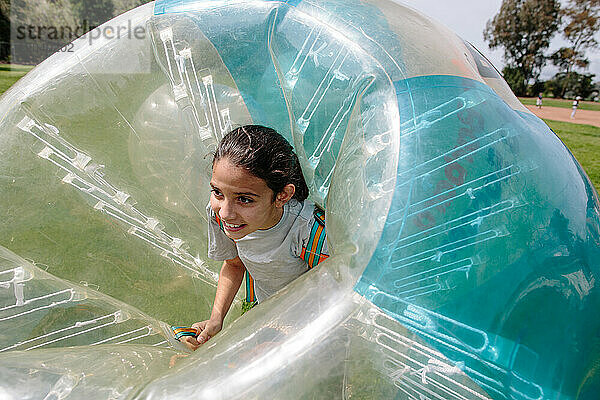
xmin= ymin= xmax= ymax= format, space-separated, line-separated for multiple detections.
xmin=399 ymin=0 xmax=600 ymax=81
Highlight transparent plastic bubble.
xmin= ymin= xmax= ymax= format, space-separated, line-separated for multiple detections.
xmin=1 ymin=1 xmax=599 ymax=399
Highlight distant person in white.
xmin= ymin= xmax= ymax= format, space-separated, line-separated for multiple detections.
xmin=571 ymin=96 xmax=581 ymax=119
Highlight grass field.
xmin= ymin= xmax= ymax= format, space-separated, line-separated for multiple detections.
xmin=543 ymin=119 xmax=600 ymax=191
xmin=520 ymin=96 xmax=600 ymax=112
xmin=0 ymin=64 xmax=34 ymax=94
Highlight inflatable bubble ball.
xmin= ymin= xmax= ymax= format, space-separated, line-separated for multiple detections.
xmin=1 ymin=1 xmax=599 ymax=399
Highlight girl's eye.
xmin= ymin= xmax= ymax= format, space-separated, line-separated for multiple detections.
xmin=238 ymin=196 xmax=253 ymax=204
xmin=211 ymin=189 xmax=223 ymax=198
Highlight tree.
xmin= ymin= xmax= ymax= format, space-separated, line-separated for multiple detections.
xmin=113 ymin=0 xmax=154 ymax=16
xmin=529 ymin=78 xmax=546 ymax=97
xmin=484 ymin=0 xmax=561 ymax=96
xmin=2 ymin=0 xmax=154 ymax=65
xmin=70 ymin=0 xmax=114 ymax=29
xmin=550 ymin=0 xmax=600 ymax=97
xmin=502 ymin=66 xmax=527 ymax=95
xmin=8 ymin=0 xmax=79 ymax=64
xmin=0 ymin=0 xmax=10 ymax=62
xmin=546 ymin=71 xmax=596 ymax=99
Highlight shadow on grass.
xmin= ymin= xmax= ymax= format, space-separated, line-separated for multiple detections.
xmin=0 ymin=63 xmax=35 ymax=72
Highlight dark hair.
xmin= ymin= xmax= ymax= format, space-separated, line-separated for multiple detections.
xmin=212 ymin=125 xmax=309 ymax=202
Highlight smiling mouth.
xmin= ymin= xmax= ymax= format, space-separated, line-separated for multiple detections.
xmin=223 ymin=221 xmax=246 ymax=232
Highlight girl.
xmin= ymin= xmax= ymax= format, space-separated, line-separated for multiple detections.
xmin=175 ymin=125 xmax=329 ymax=351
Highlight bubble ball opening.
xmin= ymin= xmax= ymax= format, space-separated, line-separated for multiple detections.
xmin=1 ymin=0 xmax=600 ymax=399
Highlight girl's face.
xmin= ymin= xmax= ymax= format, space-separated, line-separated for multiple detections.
xmin=210 ymin=158 xmax=292 ymax=240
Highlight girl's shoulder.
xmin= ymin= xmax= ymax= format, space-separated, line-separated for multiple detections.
xmin=289 ymin=200 xmax=327 ymax=241
xmin=291 ymin=200 xmax=329 ymax=266
xmin=290 ymin=199 xmax=323 ymax=225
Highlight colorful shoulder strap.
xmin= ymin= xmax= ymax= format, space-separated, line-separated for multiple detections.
xmin=242 ymin=270 xmax=257 ymax=314
xmin=300 ymin=206 xmax=329 ymax=269
xmin=245 ymin=270 xmax=256 ymax=303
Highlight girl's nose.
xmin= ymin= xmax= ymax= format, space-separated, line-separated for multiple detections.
xmin=218 ymin=199 xmax=236 ymax=220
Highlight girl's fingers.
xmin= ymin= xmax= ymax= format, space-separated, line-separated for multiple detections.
xmin=198 ymin=326 xmax=216 ymax=344
xmin=191 ymin=321 xmax=207 ymax=332
xmin=197 ymin=332 xmax=209 ymax=344
xmin=182 ymin=336 xmax=200 ymax=350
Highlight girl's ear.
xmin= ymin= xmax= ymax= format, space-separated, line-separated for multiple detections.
xmin=275 ymin=184 xmax=296 ymax=207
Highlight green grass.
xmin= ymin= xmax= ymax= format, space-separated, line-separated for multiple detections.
xmin=520 ymin=97 xmax=600 ymax=111
xmin=0 ymin=64 xmax=34 ymax=94
xmin=543 ymin=119 xmax=600 ymax=192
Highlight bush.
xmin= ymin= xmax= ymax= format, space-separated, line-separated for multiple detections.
xmin=529 ymin=80 xmax=546 ymax=97
xmin=502 ymin=66 xmax=527 ymax=96
xmin=546 ymin=72 xmax=596 ymax=99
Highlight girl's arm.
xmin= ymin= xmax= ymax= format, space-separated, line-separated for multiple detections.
xmin=207 ymin=256 xmax=246 ymax=329
xmin=181 ymin=256 xmax=245 ymax=350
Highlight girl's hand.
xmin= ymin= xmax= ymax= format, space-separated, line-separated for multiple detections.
xmin=180 ymin=258 xmax=243 ymax=351
xmin=179 ymin=327 xmax=201 ymax=351
xmin=194 ymin=319 xmax=223 ymax=345
xmin=179 ymin=319 xmax=223 ymax=351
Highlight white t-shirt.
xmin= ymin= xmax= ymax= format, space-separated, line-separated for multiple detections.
xmin=207 ymin=199 xmax=329 ymax=303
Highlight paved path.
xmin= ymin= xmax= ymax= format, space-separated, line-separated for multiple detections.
xmin=525 ymin=105 xmax=600 ymax=127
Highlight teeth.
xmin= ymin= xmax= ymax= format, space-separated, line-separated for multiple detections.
xmin=224 ymin=222 xmax=242 ymax=228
